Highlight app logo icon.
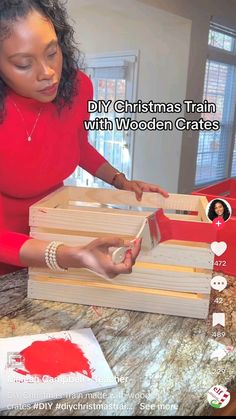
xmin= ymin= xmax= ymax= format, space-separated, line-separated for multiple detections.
xmin=7 ymin=352 xmax=25 ymax=369
xmin=207 ymin=385 xmax=230 ymax=409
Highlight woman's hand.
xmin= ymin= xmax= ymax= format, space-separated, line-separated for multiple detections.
xmin=122 ymin=180 xmax=169 ymax=201
xmin=113 ymin=174 xmax=169 ymax=201
xmin=65 ymin=237 xmax=141 ymax=280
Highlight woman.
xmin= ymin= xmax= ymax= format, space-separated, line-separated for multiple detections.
xmin=207 ymin=199 xmax=231 ymax=222
xmin=0 ymin=0 xmax=168 ymax=278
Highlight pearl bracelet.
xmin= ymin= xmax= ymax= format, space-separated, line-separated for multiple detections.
xmin=45 ymin=241 xmax=68 ymax=271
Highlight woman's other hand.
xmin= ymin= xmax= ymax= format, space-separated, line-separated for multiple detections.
xmin=113 ymin=174 xmax=169 ymax=201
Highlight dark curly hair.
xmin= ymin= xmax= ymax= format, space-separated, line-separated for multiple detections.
xmin=208 ymin=199 xmax=231 ymax=222
xmin=0 ymin=0 xmax=84 ymax=123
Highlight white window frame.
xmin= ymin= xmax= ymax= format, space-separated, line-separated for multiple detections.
xmin=195 ymin=23 xmax=236 ymax=186
xmin=85 ymin=49 xmax=139 ymax=180
xmin=208 ymin=49 xmax=236 ymax=180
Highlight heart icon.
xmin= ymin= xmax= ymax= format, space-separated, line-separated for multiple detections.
xmin=211 ymin=241 xmax=227 ymax=256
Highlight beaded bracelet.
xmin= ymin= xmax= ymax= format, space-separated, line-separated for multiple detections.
xmin=45 ymin=241 xmax=68 ymax=271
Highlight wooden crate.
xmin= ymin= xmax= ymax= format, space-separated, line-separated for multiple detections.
xmin=27 ymin=186 xmax=214 ymax=319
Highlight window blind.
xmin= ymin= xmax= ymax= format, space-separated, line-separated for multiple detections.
xmin=195 ymin=59 xmax=236 ymax=185
xmin=210 ymin=22 xmax=236 ymax=40
xmin=195 ymin=21 xmax=236 ymax=186
xmin=87 ymin=66 xmax=127 ymax=80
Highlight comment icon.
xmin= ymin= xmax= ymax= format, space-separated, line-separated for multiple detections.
xmin=211 ymin=276 xmax=227 ymax=292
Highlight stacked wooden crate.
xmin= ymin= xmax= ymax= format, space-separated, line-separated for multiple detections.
xmin=28 ymin=186 xmax=214 ymax=319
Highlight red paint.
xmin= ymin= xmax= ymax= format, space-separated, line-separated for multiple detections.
xmin=15 ymin=368 xmax=28 ymax=376
xmin=92 ymin=306 xmax=103 ymax=317
xmin=155 ymin=209 xmax=217 ymax=244
xmin=15 ymin=338 xmax=93 ymax=379
xmin=9 ymin=320 xmax=16 ymax=335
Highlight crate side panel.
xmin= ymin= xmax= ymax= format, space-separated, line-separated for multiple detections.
xmin=30 ymin=229 xmax=214 ymax=270
xmin=27 ymin=279 xmax=209 ymax=319
xmin=29 ymin=264 xmax=211 ymax=293
xmin=68 ymin=187 xmax=201 ymax=211
xmin=29 ymin=208 xmax=145 ymax=235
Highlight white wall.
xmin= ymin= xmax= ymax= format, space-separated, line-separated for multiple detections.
xmin=66 ymin=0 xmax=236 ymax=193
xmin=67 ymin=0 xmax=191 ymax=192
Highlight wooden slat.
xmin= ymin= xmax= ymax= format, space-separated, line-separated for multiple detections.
xmin=59 ymin=202 xmax=201 ymax=222
xmin=164 ymin=214 xmax=200 ymax=221
xmin=27 ymin=279 xmax=209 ymax=319
xmin=29 ymin=264 xmax=211 ymax=293
xmin=29 ymin=229 xmax=214 ymax=269
xmin=30 ymin=227 xmax=129 ymax=239
xmin=198 ymin=196 xmax=210 ymax=222
xmin=59 ymin=202 xmax=151 ymax=216
xmin=28 ymin=274 xmax=207 ymax=298
xmin=29 ymin=207 xmax=146 ymax=235
xmin=139 ymin=243 xmax=213 ymax=269
xmin=29 ymin=207 xmax=216 ymax=240
xmin=32 ymin=186 xmax=201 ymax=212
xmin=29 ymin=186 xmax=69 ymax=208
xmin=30 ymin=228 xmax=211 ymax=247
xmin=67 ymin=187 xmax=201 ymax=211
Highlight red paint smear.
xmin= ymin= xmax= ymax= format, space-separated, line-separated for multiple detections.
xmin=14 ymin=368 xmax=28 ymax=376
xmin=15 ymin=338 xmax=92 ymax=379
xmin=92 ymin=306 xmax=103 ymax=317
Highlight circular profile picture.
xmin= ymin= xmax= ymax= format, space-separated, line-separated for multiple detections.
xmin=206 ymin=198 xmax=232 ymax=223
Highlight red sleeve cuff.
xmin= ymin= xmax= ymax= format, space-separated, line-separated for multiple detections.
xmin=0 ymin=231 xmax=32 ymax=267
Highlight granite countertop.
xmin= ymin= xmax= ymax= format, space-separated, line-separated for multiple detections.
xmin=0 ymin=269 xmax=235 ymax=416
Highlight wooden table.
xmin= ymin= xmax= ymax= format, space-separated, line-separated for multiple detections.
xmin=0 ymin=269 xmax=235 ymax=416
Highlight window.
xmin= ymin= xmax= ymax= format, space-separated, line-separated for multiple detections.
xmin=195 ymin=23 xmax=236 ymax=186
xmin=65 ymin=51 xmax=139 ymax=188
xmin=231 ymin=134 xmax=236 ymax=176
xmin=208 ymin=27 xmax=235 ymax=52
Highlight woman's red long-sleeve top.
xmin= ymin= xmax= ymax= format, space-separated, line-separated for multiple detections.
xmin=0 ymin=70 xmax=107 ymax=275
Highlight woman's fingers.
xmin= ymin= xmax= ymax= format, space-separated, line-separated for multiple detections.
xmin=140 ymin=183 xmax=169 ymax=198
xmin=111 ymin=238 xmax=142 ymax=276
xmin=130 ymin=238 xmax=142 ymax=261
xmin=112 ymin=251 xmax=133 ymax=275
xmin=132 ymin=182 xmax=143 ymax=201
xmin=122 ymin=179 xmax=169 ymax=200
xmin=153 ymin=185 xmax=169 ymax=198
xmin=123 ymin=249 xmax=133 ymax=272
xmin=84 ymin=230 xmax=142 ymax=279
xmin=123 ymin=180 xmax=143 ymax=201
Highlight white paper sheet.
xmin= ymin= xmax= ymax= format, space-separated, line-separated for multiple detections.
xmin=0 ymin=328 xmax=117 ymax=410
